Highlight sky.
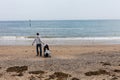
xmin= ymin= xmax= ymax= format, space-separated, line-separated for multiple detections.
xmin=0 ymin=0 xmax=120 ymax=20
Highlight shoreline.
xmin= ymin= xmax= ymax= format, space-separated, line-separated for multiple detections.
xmin=1 ymin=37 xmax=120 ymax=45
xmin=1 ymin=36 xmax=120 ymax=45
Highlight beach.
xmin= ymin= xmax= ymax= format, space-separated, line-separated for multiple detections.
xmin=0 ymin=0 xmax=120 ymax=79
xmin=0 ymin=20 xmax=120 ymax=80
xmin=0 ymin=45 xmax=120 ymax=80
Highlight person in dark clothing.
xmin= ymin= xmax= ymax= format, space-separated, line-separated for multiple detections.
xmin=44 ymin=44 xmax=51 ymax=57
xmin=44 ymin=44 xmax=49 ymax=52
xmin=32 ymin=33 xmax=44 ymax=56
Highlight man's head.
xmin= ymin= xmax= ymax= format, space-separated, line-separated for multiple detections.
xmin=36 ymin=33 xmax=39 ymax=36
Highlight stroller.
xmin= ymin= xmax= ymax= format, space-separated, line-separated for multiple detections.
xmin=44 ymin=44 xmax=51 ymax=57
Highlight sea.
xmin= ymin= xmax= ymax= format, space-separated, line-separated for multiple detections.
xmin=0 ymin=20 xmax=120 ymax=45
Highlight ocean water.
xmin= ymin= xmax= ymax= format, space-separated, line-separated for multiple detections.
xmin=0 ymin=20 xmax=120 ymax=45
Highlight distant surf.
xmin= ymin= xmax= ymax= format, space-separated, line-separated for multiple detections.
xmin=1 ymin=36 xmax=120 ymax=40
xmin=1 ymin=36 xmax=120 ymax=45
xmin=1 ymin=20 xmax=120 ymax=45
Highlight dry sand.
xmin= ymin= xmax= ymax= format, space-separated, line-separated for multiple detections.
xmin=0 ymin=45 xmax=120 ymax=80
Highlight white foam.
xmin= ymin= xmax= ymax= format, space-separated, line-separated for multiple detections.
xmin=1 ymin=36 xmax=120 ymax=45
xmin=0 ymin=36 xmax=32 ymax=40
xmin=43 ymin=37 xmax=120 ymax=41
xmin=31 ymin=28 xmax=84 ymax=30
xmin=1 ymin=36 xmax=120 ymax=41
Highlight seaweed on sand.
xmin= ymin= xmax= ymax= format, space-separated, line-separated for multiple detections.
xmin=0 ymin=73 xmax=2 ymax=77
xmin=12 ymin=72 xmax=23 ymax=77
xmin=100 ymin=62 xmax=111 ymax=66
xmin=29 ymin=75 xmax=36 ymax=80
xmin=85 ymin=69 xmax=110 ymax=76
xmin=6 ymin=66 xmax=28 ymax=73
xmin=71 ymin=77 xmax=80 ymax=80
xmin=114 ymin=69 xmax=120 ymax=73
xmin=29 ymin=70 xmax=45 ymax=74
xmin=47 ymin=72 xmax=71 ymax=80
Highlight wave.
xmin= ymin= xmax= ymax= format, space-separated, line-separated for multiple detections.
xmin=30 ymin=27 xmax=84 ymax=30
xmin=0 ymin=36 xmax=32 ymax=40
xmin=1 ymin=36 xmax=120 ymax=40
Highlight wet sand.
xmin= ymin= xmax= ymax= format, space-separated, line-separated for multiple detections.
xmin=0 ymin=45 xmax=120 ymax=80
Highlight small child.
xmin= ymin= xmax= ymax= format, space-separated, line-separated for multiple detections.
xmin=43 ymin=44 xmax=51 ymax=57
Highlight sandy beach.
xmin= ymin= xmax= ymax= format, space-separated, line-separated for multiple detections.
xmin=0 ymin=45 xmax=120 ymax=80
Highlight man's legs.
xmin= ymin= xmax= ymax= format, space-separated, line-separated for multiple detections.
xmin=36 ymin=44 xmax=42 ymax=56
xmin=36 ymin=44 xmax=39 ymax=56
xmin=39 ymin=44 xmax=42 ymax=56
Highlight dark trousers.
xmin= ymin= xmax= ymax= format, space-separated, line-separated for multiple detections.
xmin=36 ymin=44 xmax=42 ymax=56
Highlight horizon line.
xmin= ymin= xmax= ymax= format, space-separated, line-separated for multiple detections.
xmin=0 ymin=19 xmax=120 ymax=21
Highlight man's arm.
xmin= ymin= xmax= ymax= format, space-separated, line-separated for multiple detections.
xmin=39 ymin=38 xmax=44 ymax=45
xmin=32 ymin=39 xmax=36 ymax=45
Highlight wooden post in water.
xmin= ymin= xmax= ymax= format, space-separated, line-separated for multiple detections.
xmin=29 ymin=20 xmax=31 ymax=27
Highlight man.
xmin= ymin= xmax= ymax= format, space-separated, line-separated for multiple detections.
xmin=32 ymin=33 xmax=44 ymax=56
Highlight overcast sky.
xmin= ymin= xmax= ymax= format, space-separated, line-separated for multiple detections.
xmin=0 ymin=0 xmax=120 ymax=20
